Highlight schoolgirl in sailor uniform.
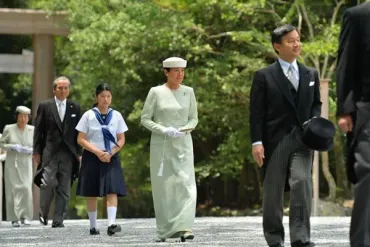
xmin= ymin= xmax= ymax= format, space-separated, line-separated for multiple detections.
xmin=76 ymin=83 xmax=128 ymax=236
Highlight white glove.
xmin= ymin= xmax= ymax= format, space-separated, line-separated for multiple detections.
xmin=8 ymin=144 xmax=23 ymax=153
xmin=162 ymin=127 xmax=178 ymax=137
xmin=162 ymin=127 xmax=186 ymax=137
xmin=173 ymin=130 xmax=185 ymax=137
xmin=19 ymin=146 xmax=33 ymax=154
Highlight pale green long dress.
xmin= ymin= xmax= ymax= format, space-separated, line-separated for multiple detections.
xmin=141 ymin=84 xmax=198 ymax=239
xmin=0 ymin=124 xmax=34 ymax=221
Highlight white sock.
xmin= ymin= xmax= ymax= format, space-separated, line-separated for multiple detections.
xmin=88 ymin=211 xmax=97 ymax=229
xmin=107 ymin=206 xmax=117 ymax=226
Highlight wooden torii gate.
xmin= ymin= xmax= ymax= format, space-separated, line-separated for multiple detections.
xmin=0 ymin=8 xmax=69 ymax=220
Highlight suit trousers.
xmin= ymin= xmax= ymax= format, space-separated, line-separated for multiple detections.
xmin=350 ymin=120 xmax=370 ymax=247
xmin=0 ymin=160 xmax=2 ymax=222
xmin=263 ymin=127 xmax=313 ymax=246
xmin=40 ymin=149 xmax=74 ymax=223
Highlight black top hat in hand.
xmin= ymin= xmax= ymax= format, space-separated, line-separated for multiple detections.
xmin=301 ymin=117 xmax=336 ymax=151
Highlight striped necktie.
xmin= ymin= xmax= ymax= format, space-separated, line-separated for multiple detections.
xmin=287 ymin=65 xmax=298 ymax=91
xmin=58 ymin=102 xmax=65 ymax=121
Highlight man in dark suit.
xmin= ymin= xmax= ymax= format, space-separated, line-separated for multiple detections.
xmin=33 ymin=76 xmax=81 ymax=228
xmin=336 ymin=2 xmax=370 ymax=246
xmin=250 ymin=24 xmax=321 ymax=247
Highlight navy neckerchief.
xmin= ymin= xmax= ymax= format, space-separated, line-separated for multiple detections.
xmin=92 ymin=107 xmax=120 ymax=154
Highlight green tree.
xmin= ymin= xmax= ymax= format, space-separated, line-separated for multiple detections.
xmin=28 ymin=0 xmax=361 ymax=217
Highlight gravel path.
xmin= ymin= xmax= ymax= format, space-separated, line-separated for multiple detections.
xmin=0 ymin=217 xmax=350 ymax=246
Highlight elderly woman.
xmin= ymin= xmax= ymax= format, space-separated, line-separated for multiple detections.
xmin=141 ymin=57 xmax=198 ymax=242
xmin=0 ymin=106 xmax=34 ymax=227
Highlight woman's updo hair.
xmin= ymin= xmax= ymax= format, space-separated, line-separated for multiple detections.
xmin=93 ymin=83 xmax=112 ymax=107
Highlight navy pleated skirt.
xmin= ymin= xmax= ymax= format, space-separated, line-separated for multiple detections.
xmin=76 ymin=150 xmax=127 ymax=197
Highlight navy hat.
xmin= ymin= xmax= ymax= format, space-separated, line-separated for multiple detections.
xmin=301 ymin=117 xmax=335 ymax=151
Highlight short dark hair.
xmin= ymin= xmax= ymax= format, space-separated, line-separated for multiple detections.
xmin=271 ymin=24 xmax=298 ymax=53
xmin=93 ymin=83 xmax=112 ymax=107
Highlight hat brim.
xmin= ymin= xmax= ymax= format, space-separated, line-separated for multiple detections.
xmin=304 ymin=138 xmax=334 ymax=152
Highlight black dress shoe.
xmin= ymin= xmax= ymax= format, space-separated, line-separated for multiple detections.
xmin=270 ymin=244 xmax=283 ymax=247
xmin=183 ymin=231 xmax=194 ymax=240
xmin=180 ymin=231 xmax=195 ymax=242
xmin=11 ymin=221 xmax=20 ymax=227
xmin=90 ymin=227 xmax=100 ymax=235
xmin=291 ymin=241 xmax=315 ymax=247
xmin=51 ymin=222 xmax=65 ymax=228
xmin=107 ymin=224 xmax=121 ymax=236
xmin=39 ymin=213 xmax=48 ymax=226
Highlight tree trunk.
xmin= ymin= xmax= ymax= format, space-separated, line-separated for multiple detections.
xmin=333 ymin=129 xmax=350 ymax=197
xmin=329 ymin=107 xmax=350 ymax=198
xmin=253 ymin=163 xmax=262 ymax=203
xmin=237 ymin=163 xmax=248 ymax=207
xmin=223 ymin=176 xmax=228 ymax=205
xmin=321 ymin=151 xmax=336 ymax=201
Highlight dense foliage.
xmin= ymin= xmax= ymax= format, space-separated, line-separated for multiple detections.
xmin=1 ymin=0 xmax=366 ymax=217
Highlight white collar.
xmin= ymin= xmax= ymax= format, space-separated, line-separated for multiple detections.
xmin=55 ymin=96 xmax=67 ymax=105
xmin=278 ymin=58 xmax=299 ymax=73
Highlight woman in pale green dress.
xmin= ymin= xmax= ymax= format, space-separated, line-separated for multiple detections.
xmin=0 ymin=106 xmax=34 ymax=227
xmin=141 ymin=57 xmax=198 ymax=242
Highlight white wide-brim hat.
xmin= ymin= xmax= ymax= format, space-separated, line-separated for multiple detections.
xmin=163 ymin=57 xmax=187 ymax=68
xmin=16 ymin=106 xmax=31 ymax=114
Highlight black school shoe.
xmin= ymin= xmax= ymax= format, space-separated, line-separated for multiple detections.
xmin=107 ymin=224 xmax=121 ymax=236
xmin=90 ymin=227 xmax=100 ymax=235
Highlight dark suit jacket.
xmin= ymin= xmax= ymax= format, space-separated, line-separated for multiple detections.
xmin=336 ymin=2 xmax=370 ymax=184
xmin=33 ymin=98 xmax=82 ymax=187
xmin=250 ymin=61 xmax=322 ymax=168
